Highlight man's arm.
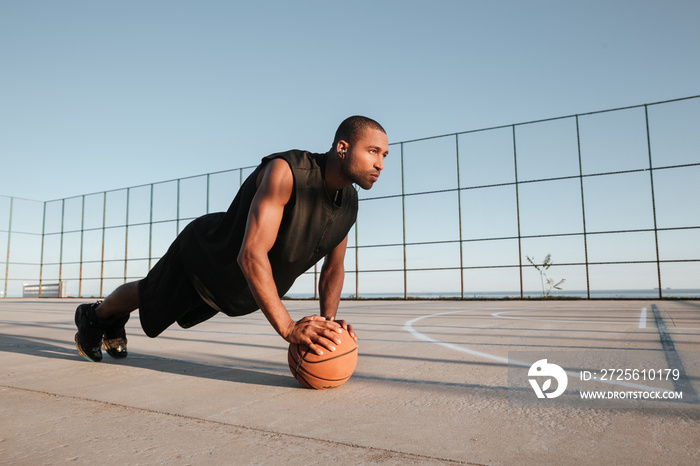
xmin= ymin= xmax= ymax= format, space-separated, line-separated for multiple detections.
xmin=319 ymin=235 xmax=356 ymax=341
xmin=237 ymin=158 xmax=343 ymax=355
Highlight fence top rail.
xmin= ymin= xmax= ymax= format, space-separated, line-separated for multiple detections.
xmin=45 ymin=164 xmax=259 ymax=204
xmin=0 ymin=194 xmax=43 ymax=203
xmin=392 ymin=94 xmax=700 ymax=145
xmin=32 ymin=93 xmax=700 ymax=204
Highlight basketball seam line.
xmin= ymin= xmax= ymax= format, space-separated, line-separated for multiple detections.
xmin=294 ymin=345 xmax=307 ymax=376
xmin=299 ymin=346 xmax=357 ymax=364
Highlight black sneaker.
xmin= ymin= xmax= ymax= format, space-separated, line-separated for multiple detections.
xmin=74 ymin=301 xmax=108 ymax=362
xmin=103 ymin=315 xmax=129 ymax=359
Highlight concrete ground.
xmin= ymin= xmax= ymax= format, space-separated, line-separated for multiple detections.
xmin=1 ymin=298 xmax=698 ymax=465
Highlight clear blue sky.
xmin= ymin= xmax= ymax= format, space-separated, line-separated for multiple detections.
xmin=1 ymin=0 xmax=699 ymax=201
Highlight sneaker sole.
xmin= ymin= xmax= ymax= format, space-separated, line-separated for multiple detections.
xmin=74 ymin=333 xmax=101 ymax=362
xmin=103 ymin=343 xmax=128 ymax=359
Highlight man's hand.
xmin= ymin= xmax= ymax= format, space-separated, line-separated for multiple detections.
xmin=327 ymin=316 xmax=356 ymax=342
xmin=283 ymin=315 xmax=344 ymax=356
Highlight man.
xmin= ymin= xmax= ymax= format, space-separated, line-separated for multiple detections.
xmin=74 ymin=116 xmax=388 ymax=362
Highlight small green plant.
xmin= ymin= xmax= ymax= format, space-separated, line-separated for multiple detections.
xmin=526 ymin=254 xmax=565 ymax=298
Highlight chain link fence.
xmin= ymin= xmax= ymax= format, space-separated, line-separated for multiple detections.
xmin=2 ymin=96 xmax=699 ymax=299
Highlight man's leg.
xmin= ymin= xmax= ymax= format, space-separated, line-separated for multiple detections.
xmin=96 ymin=281 xmax=140 ymax=319
xmin=74 ymin=280 xmax=140 ymax=362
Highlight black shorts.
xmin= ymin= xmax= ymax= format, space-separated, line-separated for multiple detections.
xmin=137 ymin=235 xmax=218 ymax=337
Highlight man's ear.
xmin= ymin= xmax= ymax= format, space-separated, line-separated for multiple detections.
xmin=336 ymin=140 xmax=349 ymax=158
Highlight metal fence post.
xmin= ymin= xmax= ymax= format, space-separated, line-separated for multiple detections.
xmin=176 ymin=179 xmax=181 ymax=235
xmin=512 ymin=126 xmax=524 ymax=298
xmin=124 ymin=188 xmax=130 ymax=284
xmin=354 ymin=220 xmax=359 ymax=299
xmin=645 ymin=105 xmax=663 ymax=298
xmin=206 ymin=173 xmax=210 ymax=214
xmin=58 ymin=199 xmax=65 ymax=293
xmin=3 ymin=197 xmax=13 ymax=298
xmin=455 ymin=134 xmax=465 ymax=299
xmin=400 ymin=142 xmax=407 ymax=299
xmin=79 ymin=195 xmax=85 ymax=297
xmin=39 ymin=201 xmax=46 ymax=298
xmin=99 ymin=191 xmax=107 ymax=298
xmin=575 ymin=115 xmax=591 ymax=299
xmin=148 ymin=184 xmax=154 ymax=270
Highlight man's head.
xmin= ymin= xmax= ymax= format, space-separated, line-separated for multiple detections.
xmin=332 ymin=115 xmax=386 ymax=150
xmin=332 ymin=116 xmax=388 ymax=190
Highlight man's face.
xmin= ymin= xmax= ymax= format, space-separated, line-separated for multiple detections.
xmin=341 ymin=128 xmax=389 ymax=190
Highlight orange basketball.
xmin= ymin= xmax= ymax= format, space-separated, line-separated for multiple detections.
xmin=288 ymin=333 xmax=358 ymax=389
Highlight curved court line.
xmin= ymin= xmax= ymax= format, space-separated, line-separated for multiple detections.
xmin=404 ymin=309 xmax=513 ymax=365
xmin=404 ymin=309 xmax=676 ymax=393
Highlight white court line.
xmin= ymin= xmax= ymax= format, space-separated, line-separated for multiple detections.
xmin=491 ymin=309 xmax=631 ymax=325
xmin=404 ymin=309 xmax=512 ymax=364
xmin=494 ymin=308 xmax=699 ymax=331
xmin=404 ymin=309 xmax=676 ymax=393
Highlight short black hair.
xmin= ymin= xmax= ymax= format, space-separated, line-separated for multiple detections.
xmin=332 ymin=115 xmax=386 ymax=148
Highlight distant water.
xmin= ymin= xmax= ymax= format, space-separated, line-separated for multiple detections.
xmin=285 ymin=289 xmax=700 ymax=300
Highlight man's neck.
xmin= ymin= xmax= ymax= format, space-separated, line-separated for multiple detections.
xmin=323 ymin=150 xmax=351 ymax=198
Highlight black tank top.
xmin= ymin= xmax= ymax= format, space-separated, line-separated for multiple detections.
xmin=179 ymin=150 xmax=358 ymax=316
